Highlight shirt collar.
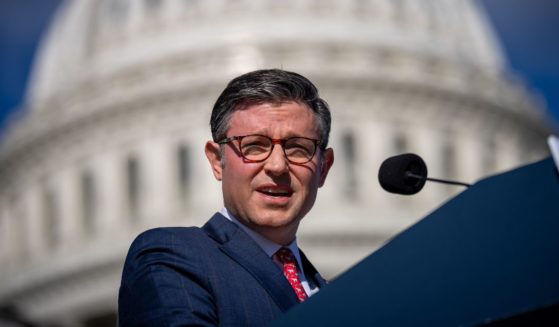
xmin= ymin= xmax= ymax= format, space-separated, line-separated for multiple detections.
xmin=220 ymin=208 xmax=304 ymax=269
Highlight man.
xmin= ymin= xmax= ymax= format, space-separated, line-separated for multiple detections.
xmin=118 ymin=69 xmax=335 ymax=326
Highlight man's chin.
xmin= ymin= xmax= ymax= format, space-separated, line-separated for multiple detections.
xmin=254 ymin=209 xmax=299 ymax=226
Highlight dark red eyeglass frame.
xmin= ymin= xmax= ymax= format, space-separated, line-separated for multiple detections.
xmin=217 ymin=134 xmax=321 ymax=164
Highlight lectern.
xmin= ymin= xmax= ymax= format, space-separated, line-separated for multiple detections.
xmin=271 ymin=157 xmax=559 ymax=326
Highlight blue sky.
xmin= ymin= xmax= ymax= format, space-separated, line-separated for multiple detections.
xmin=1 ymin=0 xmax=558 ymax=132
xmin=480 ymin=0 xmax=559 ymax=131
xmin=0 ymin=0 xmax=61 ymax=130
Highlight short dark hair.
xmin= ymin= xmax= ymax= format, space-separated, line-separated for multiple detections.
xmin=210 ymin=69 xmax=331 ymax=148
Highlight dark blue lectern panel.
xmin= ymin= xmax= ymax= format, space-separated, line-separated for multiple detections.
xmin=272 ymin=158 xmax=559 ymax=326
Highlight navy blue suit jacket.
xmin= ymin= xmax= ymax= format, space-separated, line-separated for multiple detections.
xmin=118 ymin=213 xmax=327 ymax=326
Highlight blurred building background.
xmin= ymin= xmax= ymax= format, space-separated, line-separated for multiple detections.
xmin=0 ymin=0 xmax=552 ymax=326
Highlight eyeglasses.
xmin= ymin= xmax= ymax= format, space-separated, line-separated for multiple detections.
xmin=218 ymin=134 xmax=321 ymax=164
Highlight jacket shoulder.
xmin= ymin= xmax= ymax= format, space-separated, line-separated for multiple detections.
xmin=130 ymin=226 xmax=206 ymax=248
xmin=119 ymin=226 xmax=219 ymax=326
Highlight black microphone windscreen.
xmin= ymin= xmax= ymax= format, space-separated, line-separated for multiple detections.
xmin=378 ymin=153 xmax=428 ymax=195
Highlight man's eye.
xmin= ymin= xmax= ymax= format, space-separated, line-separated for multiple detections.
xmin=242 ymin=144 xmax=269 ymax=155
xmin=285 ymin=144 xmax=312 ymax=157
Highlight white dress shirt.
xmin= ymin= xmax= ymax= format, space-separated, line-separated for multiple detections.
xmin=220 ymin=208 xmax=319 ymax=297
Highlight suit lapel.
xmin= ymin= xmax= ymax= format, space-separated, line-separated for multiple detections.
xmin=203 ymin=213 xmax=300 ymax=312
xmin=300 ymin=249 xmax=328 ymax=288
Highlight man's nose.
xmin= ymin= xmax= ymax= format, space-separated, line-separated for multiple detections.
xmin=264 ymin=143 xmax=289 ymax=175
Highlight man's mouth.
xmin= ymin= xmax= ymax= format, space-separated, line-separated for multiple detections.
xmin=257 ymin=186 xmax=293 ymax=197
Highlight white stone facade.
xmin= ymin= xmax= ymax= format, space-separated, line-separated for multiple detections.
xmin=0 ymin=0 xmax=550 ymax=325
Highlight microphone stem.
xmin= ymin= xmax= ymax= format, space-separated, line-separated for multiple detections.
xmin=406 ymin=172 xmax=471 ymax=188
xmin=425 ymin=177 xmax=471 ymax=188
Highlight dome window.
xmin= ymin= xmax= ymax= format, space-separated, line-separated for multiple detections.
xmin=42 ymin=188 xmax=60 ymax=250
xmin=342 ymin=131 xmax=358 ymax=200
xmin=80 ymin=170 xmax=97 ymax=236
xmin=177 ymin=144 xmax=191 ymax=201
xmin=125 ymin=155 xmax=142 ymax=220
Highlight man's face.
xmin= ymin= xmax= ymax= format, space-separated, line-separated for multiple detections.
xmin=205 ymin=101 xmax=334 ymax=245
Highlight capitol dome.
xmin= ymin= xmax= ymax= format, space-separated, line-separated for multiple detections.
xmin=28 ymin=0 xmax=505 ymax=104
xmin=0 ymin=0 xmax=550 ymax=325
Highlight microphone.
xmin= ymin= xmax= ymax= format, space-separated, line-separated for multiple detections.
xmin=378 ymin=153 xmax=471 ymax=195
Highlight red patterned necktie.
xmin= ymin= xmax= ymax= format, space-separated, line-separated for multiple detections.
xmin=275 ymin=247 xmax=308 ymax=302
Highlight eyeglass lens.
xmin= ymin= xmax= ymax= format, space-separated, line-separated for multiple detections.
xmin=239 ymin=135 xmax=316 ymax=163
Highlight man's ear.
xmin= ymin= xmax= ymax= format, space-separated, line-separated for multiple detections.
xmin=319 ymin=148 xmax=334 ymax=187
xmin=205 ymin=141 xmax=223 ymax=181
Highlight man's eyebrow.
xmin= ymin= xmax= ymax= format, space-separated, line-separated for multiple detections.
xmin=246 ymin=132 xmax=312 ymax=138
